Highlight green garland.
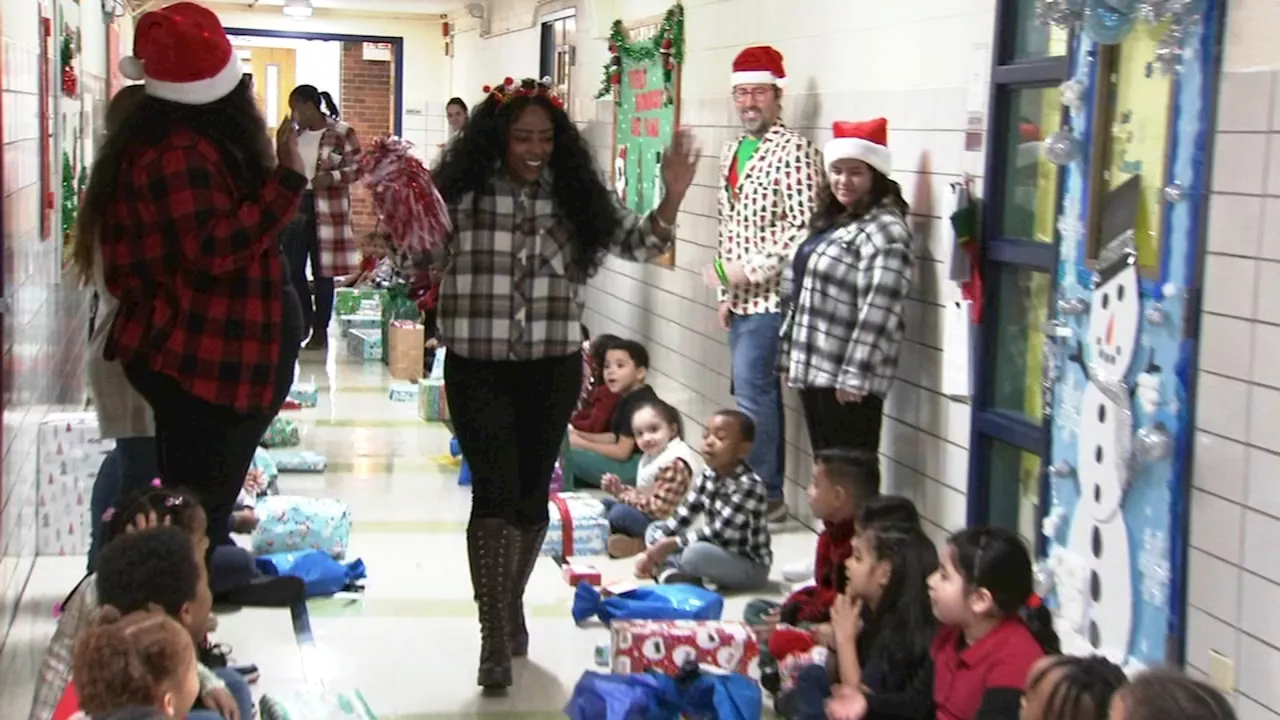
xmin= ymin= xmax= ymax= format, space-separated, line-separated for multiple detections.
xmin=595 ymin=3 xmax=685 ymax=101
xmin=61 ymin=152 xmax=77 ymax=241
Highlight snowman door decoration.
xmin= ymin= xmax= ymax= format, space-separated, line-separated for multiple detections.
xmin=1065 ymin=233 xmax=1140 ymax=663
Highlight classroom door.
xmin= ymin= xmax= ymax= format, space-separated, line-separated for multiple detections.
xmin=237 ymin=46 xmax=297 ymax=132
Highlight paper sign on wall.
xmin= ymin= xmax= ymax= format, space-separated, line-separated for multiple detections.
xmin=942 ymin=300 xmax=974 ymax=398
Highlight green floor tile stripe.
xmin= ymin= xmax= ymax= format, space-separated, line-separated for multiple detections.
xmin=354 ymin=520 xmax=468 ymax=533
xmin=316 ymin=418 xmax=433 ymax=428
xmin=306 ymin=596 xmax=565 ymax=619
xmin=322 ymin=459 xmax=446 ymax=474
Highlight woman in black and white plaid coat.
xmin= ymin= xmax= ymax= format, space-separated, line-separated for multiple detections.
xmin=779 ymin=117 xmax=914 ymax=453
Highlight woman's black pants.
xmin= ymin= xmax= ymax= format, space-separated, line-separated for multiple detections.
xmin=445 ymin=351 xmax=582 ymax=525
xmin=800 ymin=388 xmax=886 ymax=454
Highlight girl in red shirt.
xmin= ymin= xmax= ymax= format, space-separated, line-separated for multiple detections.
xmin=927 ymin=527 xmax=1060 ymax=720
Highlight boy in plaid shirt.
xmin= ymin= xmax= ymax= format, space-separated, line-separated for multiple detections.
xmin=636 ymin=409 xmax=773 ymax=591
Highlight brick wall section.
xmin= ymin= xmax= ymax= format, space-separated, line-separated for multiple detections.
xmin=340 ymin=42 xmax=394 ymax=241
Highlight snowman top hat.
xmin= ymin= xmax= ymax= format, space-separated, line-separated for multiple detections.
xmin=120 ymin=2 xmax=243 ymax=106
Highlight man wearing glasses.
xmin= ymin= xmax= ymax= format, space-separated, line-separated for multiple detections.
xmin=704 ymin=45 xmax=823 ymax=526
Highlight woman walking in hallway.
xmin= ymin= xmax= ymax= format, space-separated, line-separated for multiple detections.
xmin=95 ymin=2 xmax=305 ymax=560
xmin=780 ymin=118 xmax=914 ymax=453
xmin=284 ymin=84 xmax=362 ymax=350
xmin=430 ymin=77 xmax=699 ymax=691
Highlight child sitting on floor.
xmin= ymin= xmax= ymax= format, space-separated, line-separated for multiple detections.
xmin=343 ymin=231 xmax=390 ymax=288
xmin=564 ymin=338 xmax=657 ymax=488
xmin=570 ymin=331 xmax=622 ymax=433
xmin=1019 ymin=655 xmax=1127 ymax=720
xmin=745 ymin=449 xmax=880 ymax=689
xmin=72 ymin=606 xmax=201 ymax=720
xmin=1109 ymin=669 xmax=1236 ymax=720
xmin=636 ymin=409 xmax=772 ymax=591
xmin=601 ymin=398 xmax=702 ymax=559
xmin=95 ymin=527 xmax=251 ymax=720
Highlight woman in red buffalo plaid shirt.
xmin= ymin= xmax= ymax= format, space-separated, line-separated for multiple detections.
xmin=92 ymin=3 xmax=307 ymax=558
xmin=283 ymin=84 xmax=362 ymax=351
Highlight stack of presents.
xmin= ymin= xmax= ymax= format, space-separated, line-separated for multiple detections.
xmin=334 ymin=286 xmax=447 ymax=413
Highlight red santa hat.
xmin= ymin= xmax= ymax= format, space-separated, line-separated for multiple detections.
xmin=119 ymin=2 xmax=242 ymax=106
xmin=823 ymin=118 xmax=892 ymax=177
xmin=731 ymin=46 xmax=787 ymax=88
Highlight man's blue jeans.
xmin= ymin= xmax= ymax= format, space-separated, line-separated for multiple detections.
xmin=728 ymin=311 xmax=784 ymax=501
xmin=88 ymin=436 xmax=160 ymax=571
xmin=601 ymin=498 xmax=654 ymax=537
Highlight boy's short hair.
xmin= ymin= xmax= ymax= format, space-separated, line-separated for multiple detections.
xmin=95 ymin=526 xmax=201 ymax=618
xmin=608 ymin=338 xmax=650 ymax=369
xmin=589 ymin=333 xmax=623 ymax=366
xmin=713 ymin=408 xmax=756 ymax=443
xmin=857 ymin=494 xmax=921 ymax=531
xmin=814 ymin=448 xmax=880 ymax=499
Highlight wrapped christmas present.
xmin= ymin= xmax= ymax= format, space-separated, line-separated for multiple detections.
xmin=418 ymin=379 xmax=449 ymax=421
xmin=347 ymin=329 xmax=382 ymax=361
xmin=387 ymin=321 xmax=425 ymax=381
xmin=388 ymin=382 xmax=418 ymax=402
xmin=259 ymin=689 xmax=377 ymax=720
xmin=287 ymin=381 xmax=319 ymax=408
xmin=268 ymin=449 xmax=328 ymax=473
xmin=334 ymin=287 xmax=387 ymax=317
xmin=260 ymin=416 xmax=301 ymax=448
xmin=542 ymin=492 xmax=608 ymax=557
xmin=37 ymin=413 xmax=114 ymax=556
xmin=251 ymin=446 xmax=280 ymax=488
xmin=252 ymin=495 xmax=351 ymax=559
xmin=338 ymin=314 xmax=382 ymax=336
xmin=610 ymin=619 xmax=759 ymax=676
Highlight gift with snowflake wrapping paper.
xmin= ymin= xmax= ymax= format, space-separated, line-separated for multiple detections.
xmin=260 ymin=416 xmax=301 ymax=448
xmin=542 ymin=492 xmax=609 ymax=557
xmin=287 ymin=381 xmax=319 ymax=408
xmin=347 ymin=328 xmax=383 ymax=361
xmin=37 ymin=413 xmax=115 ymax=556
xmin=259 ymin=689 xmax=377 ymax=720
xmin=338 ymin=313 xmax=382 ymax=336
xmin=251 ymin=495 xmax=351 ymax=559
xmin=268 ymin=449 xmax=328 ymax=473
xmin=610 ymin=619 xmax=759 ymax=676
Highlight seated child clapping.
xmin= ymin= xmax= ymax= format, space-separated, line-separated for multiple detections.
xmin=779 ymin=511 xmax=939 ymax=720
xmin=72 ymin=607 xmax=201 ymax=719
xmin=94 ymin=526 xmax=251 ymax=720
xmin=565 ymin=339 xmax=656 ymax=488
xmin=635 ymin=409 xmax=772 ymax=591
xmin=929 ymin=526 xmax=1060 ymax=720
xmin=601 ymin=399 xmax=701 ymax=559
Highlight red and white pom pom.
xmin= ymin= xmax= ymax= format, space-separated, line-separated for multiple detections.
xmin=359 ymin=136 xmax=451 ymax=254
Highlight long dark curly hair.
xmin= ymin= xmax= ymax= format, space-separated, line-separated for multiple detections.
xmin=77 ymin=77 xmax=274 ymax=278
xmin=433 ymin=78 xmax=621 ymax=282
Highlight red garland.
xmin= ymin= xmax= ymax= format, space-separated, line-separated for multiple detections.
xmin=358 ymin=136 xmax=451 ymax=254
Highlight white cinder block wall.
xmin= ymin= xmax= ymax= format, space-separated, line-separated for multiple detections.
xmin=1186 ymin=0 xmax=1280 ymax=716
xmin=448 ymin=0 xmax=990 ymax=541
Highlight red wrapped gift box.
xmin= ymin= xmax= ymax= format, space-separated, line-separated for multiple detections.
xmin=610 ymin=620 xmax=758 ymax=676
xmin=564 ymin=562 xmax=601 ymax=586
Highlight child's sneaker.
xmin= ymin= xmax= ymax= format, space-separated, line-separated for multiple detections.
xmin=607 ymin=534 xmax=645 ymax=558
xmin=200 ymin=641 xmax=261 ymax=684
xmin=657 ymin=568 xmax=704 ymax=588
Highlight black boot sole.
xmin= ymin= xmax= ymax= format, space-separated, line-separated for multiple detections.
xmin=221 ymin=576 xmax=305 ymax=608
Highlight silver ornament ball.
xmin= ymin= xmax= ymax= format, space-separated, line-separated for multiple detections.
xmin=1162 ymin=182 xmax=1186 ymax=203
xmin=1043 ymin=129 xmax=1083 ymax=166
xmin=1134 ymin=423 xmax=1174 ymax=463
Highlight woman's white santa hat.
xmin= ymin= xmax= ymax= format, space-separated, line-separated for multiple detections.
xmin=823 ymin=118 xmax=892 ymax=177
xmin=731 ymin=46 xmax=787 ymax=88
xmin=119 ymin=2 xmax=243 ymax=106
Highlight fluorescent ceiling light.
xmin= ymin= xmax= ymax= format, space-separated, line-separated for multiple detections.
xmin=282 ymin=0 xmax=313 ymax=17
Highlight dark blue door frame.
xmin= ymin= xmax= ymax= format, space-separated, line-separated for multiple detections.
xmin=225 ymin=27 xmax=405 ymax=138
xmin=965 ymin=1 xmax=1071 ymax=541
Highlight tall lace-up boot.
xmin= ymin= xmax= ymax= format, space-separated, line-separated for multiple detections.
xmin=507 ymin=522 xmax=548 ymax=657
xmin=467 ymin=518 xmax=513 ymax=690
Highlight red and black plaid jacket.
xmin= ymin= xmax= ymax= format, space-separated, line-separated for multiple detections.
xmin=101 ymin=129 xmax=306 ymax=413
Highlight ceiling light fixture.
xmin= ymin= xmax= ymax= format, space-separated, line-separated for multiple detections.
xmin=282 ymin=0 xmax=313 ymax=18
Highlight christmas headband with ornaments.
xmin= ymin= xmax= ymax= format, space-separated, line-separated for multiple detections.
xmin=482 ymin=77 xmax=565 ymax=109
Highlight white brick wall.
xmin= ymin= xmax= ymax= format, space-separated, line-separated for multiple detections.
xmin=1188 ymin=0 xmax=1280 ymax=712
xmin=446 ymin=0 xmax=992 ymax=541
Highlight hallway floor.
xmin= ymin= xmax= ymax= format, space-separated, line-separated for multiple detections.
xmin=0 ymin=341 xmax=813 ymax=719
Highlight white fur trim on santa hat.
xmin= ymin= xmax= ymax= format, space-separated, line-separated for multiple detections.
xmin=142 ymin=52 xmax=243 ymax=106
xmin=731 ymin=70 xmax=786 ymax=87
xmin=823 ymin=137 xmax=892 ymax=177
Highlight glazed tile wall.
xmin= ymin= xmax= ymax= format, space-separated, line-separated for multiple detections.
xmin=448 ymin=0 xmax=990 ymax=540
xmin=1185 ymin=24 xmax=1280 ymax=715
xmin=0 ymin=0 xmax=100 ymax=651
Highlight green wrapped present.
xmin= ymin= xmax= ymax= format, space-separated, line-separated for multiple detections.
xmin=334 ymin=287 xmax=387 ymax=317
xmin=418 ymin=379 xmax=449 ymax=421
xmin=261 ymin=416 xmax=300 ymax=448
xmin=259 ymin=689 xmax=376 ymax=720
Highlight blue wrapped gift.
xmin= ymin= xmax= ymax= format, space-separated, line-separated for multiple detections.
xmin=251 ymin=495 xmax=351 ymax=559
xmin=338 ymin=314 xmax=382 ymax=337
xmin=346 ymin=329 xmax=382 ymax=361
xmin=542 ymin=492 xmax=609 ymax=557
xmin=268 ymin=449 xmax=327 ymax=473
xmin=388 ymin=382 xmax=418 ymax=402
xmin=287 ymin=382 xmax=318 ymax=408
